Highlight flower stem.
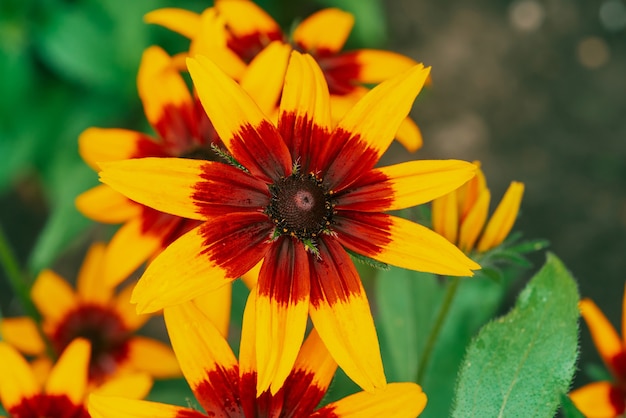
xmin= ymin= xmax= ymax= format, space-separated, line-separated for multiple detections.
xmin=416 ymin=276 xmax=461 ymax=384
xmin=0 ymin=223 xmax=40 ymax=322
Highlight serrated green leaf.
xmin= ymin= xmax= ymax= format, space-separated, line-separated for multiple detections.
xmin=506 ymin=238 xmax=550 ymax=254
xmin=560 ymin=393 xmax=586 ymax=418
xmin=452 ymin=253 xmax=580 ymax=418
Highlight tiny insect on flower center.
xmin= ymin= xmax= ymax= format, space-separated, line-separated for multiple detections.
xmin=267 ymin=172 xmax=335 ymax=242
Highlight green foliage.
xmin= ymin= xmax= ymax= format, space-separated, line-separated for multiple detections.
xmin=452 ymin=253 xmax=580 ymax=418
xmin=147 ymin=378 xmax=197 ymax=408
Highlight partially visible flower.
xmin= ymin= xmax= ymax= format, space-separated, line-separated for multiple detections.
xmin=0 ymin=243 xmax=180 ymax=386
xmin=570 ymin=286 xmax=626 ymax=417
xmin=98 ymin=51 xmax=479 ymax=394
xmin=431 ymin=162 xmax=525 ymax=254
xmin=145 ymin=0 xmax=424 ymax=151
xmin=88 ymin=293 xmax=428 ymax=418
xmin=0 ymin=339 xmax=150 ymax=417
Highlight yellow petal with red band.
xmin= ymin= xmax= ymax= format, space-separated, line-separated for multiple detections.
xmin=309 ymin=238 xmax=385 ymax=392
xmin=579 ymin=298 xmax=624 ymax=373
xmin=99 ymin=158 xmax=207 ymax=221
xmin=89 ymin=394 xmax=198 ymax=418
xmin=45 ymin=338 xmax=90 ymax=403
xmin=293 ymin=8 xmax=354 ymax=54
xmin=476 ymin=181 xmax=524 ymax=251
xmin=570 ymin=381 xmax=624 ymax=418
xmin=163 ymin=302 xmax=241 ymax=415
xmin=31 ymin=270 xmax=77 ymax=323
xmin=79 ymin=128 xmax=157 ymax=170
xmin=315 ymin=382 xmax=427 ymax=418
xmin=125 ymin=337 xmax=181 ymax=379
xmin=0 ymin=317 xmax=45 ymax=355
xmin=215 ymin=0 xmax=280 ymax=40
xmin=76 ymin=185 xmax=141 ymax=224
xmin=352 ymin=50 xmax=418 ymax=83
xmin=293 ymin=329 xmax=338 ymax=394
xmin=143 ymin=7 xmax=201 ymax=39
xmin=0 ymin=342 xmax=39 ymax=409
xmin=76 ymin=242 xmax=111 ymax=304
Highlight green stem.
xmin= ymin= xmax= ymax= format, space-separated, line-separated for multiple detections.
xmin=416 ymin=276 xmax=461 ymax=384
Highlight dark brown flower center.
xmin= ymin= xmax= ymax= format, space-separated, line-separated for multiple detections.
xmin=50 ymin=305 xmax=130 ymax=383
xmin=266 ymin=173 xmax=335 ymax=242
xmin=8 ymin=394 xmax=89 ymax=418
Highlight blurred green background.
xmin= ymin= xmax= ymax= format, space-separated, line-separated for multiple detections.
xmin=1 ymin=0 xmax=624 ymax=414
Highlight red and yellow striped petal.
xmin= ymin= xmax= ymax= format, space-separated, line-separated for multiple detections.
xmin=143 ymin=7 xmax=202 ymax=39
xmin=79 ymin=128 xmax=164 ymax=171
xmin=125 ymin=337 xmax=180 ymax=379
xmin=476 ymin=181 xmax=524 ymax=252
xmin=432 ymin=192 xmax=459 ymax=246
xmin=458 ymin=189 xmax=490 ymax=253
xmin=335 ymin=212 xmax=480 ymax=276
xmin=240 ymin=41 xmax=291 ymax=117
xmin=99 ymin=158 xmax=209 ymax=221
xmin=395 ymin=116 xmax=423 ymax=152
xmin=215 ymin=0 xmax=281 ymax=41
xmin=579 ymin=298 xmax=625 ymax=376
xmin=0 ymin=342 xmax=39 ymax=409
xmin=76 ymin=242 xmax=111 ymax=304
xmin=138 ymin=46 xmax=194 ymax=140
xmin=187 ymin=55 xmax=292 ymax=182
xmin=76 ymin=185 xmax=142 ymax=224
xmin=293 ymin=8 xmax=354 ymax=54
xmin=570 ymin=381 xmax=625 ymax=418
xmin=309 ymin=237 xmax=385 ymax=392
xmin=336 ymin=160 xmax=476 ymax=212
xmin=89 ymin=394 xmax=204 ymax=418
xmin=163 ymin=302 xmax=242 ymax=415
xmin=313 ymin=382 xmax=427 ymax=418
xmin=278 ymin=51 xmax=332 ymax=168
xmin=0 ymin=317 xmax=45 ymax=355
xmin=323 ymin=64 xmax=431 ymax=189
xmin=91 ymin=373 xmax=153 ymax=400
xmin=31 ymin=270 xmax=77 ymax=324
xmin=45 ymin=338 xmax=90 ymax=403
xmin=255 ymin=237 xmax=310 ymax=395
xmin=190 ymin=283 xmax=233 ymax=339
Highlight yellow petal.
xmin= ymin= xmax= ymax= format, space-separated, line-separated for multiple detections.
xmin=163 ymin=302 xmax=242 ymax=415
xmin=88 ymin=394 xmax=196 ymax=418
xmin=292 ymin=329 xmax=338 ymax=395
xmin=569 ymin=381 xmax=624 ymax=418
xmin=131 ymin=226 xmax=238 ymax=314
xmin=458 ymin=162 xmax=486 ymax=218
xmin=240 ymin=41 xmax=291 ymax=116
xmin=215 ymin=0 xmax=280 ymax=40
xmin=75 ymin=185 xmax=142 ymax=224
xmin=476 ymin=181 xmax=524 ymax=251
xmin=186 ymin=55 xmax=291 ymax=182
xmin=31 ymin=269 xmax=77 ymax=324
xmin=395 ymin=116 xmax=423 ymax=152
xmin=92 ymin=372 xmax=153 ymax=399
xmin=125 ymin=337 xmax=181 ymax=378
xmin=191 ymin=283 xmax=233 ymax=338
xmin=316 ymin=382 xmax=427 ymax=417
xmin=240 ymin=261 xmax=261 ymax=290
xmin=293 ymin=8 xmax=354 ymax=53
xmin=351 ymin=50 xmax=418 ymax=83
xmin=0 ymin=317 xmax=46 ymax=355
xmin=309 ymin=238 xmax=385 ymax=392
xmin=238 ymin=288 xmax=257 ymax=377
xmin=579 ymin=298 xmax=624 ymax=375
xmin=76 ymin=242 xmax=112 ymax=304
xmin=432 ymin=192 xmax=459 ymax=245
xmin=458 ymin=189 xmax=490 ymax=253
xmin=78 ymin=128 xmax=159 ymax=171
xmin=0 ymin=342 xmax=39 ymax=409
xmin=45 ymin=338 xmax=90 ymax=403
xmin=113 ymin=283 xmax=151 ymax=331
xmin=98 ymin=157 xmax=207 ymax=221
xmin=143 ymin=7 xmax=201 ymax=39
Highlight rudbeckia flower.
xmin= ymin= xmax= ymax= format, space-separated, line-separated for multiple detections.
xmin=0 ymin=339 xmax=150 ymax=417
xmin=570 ymin=286 xmax=626 ymax=417
xmin=145 ymin=0 xmax=424 ymax=151
xmin=98 ymin=51 xmax=479 ymax=393
xmin=0 ymin=243 xmax=180 ymax=385
xmin=88 ymin=294 xmax=428 ymax=418
xmin=431 ymin=162 xmax=525 ymax=254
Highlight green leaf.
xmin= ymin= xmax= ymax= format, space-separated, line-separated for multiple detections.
xmin=560 ymin=393 xmax=586 ymax=418
xmin=452 ymin=253 xmax=580 ymax=418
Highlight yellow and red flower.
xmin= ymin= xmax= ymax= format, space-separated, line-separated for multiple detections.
xmin=0 ymin=243 xmax=180 ymax=386
xmin=431 ymin=162 xmax=525 ymax=254
xmin=98 ymin=51 xmax=479 ymax=393
xmin=0 ymin=339 xmax=150 ymax=418
xmin=88 ymin=294 xmax=427 ymax=418
xmin=570 ymin=286 xmax=626 ymax=417
xmin=145 ymin=0 xmax=424 ymax=151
